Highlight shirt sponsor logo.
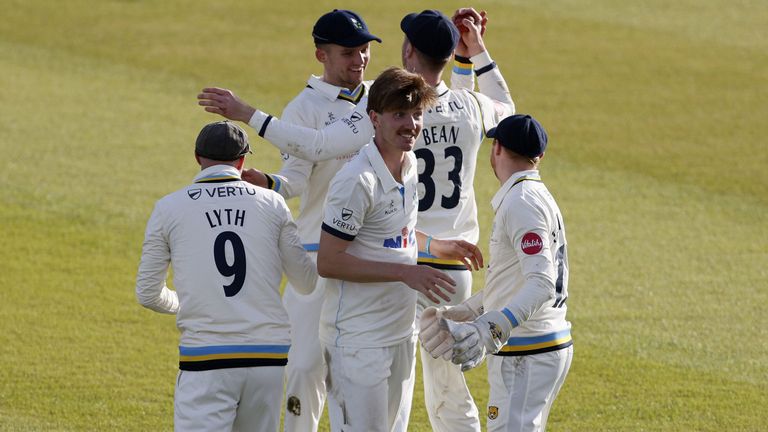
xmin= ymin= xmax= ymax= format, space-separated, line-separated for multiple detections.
xmin=332 ymin=218 xmax=357 ymax=232
xmin=383 ymin=227 xmax=414 ymax=249
xmin=384 ymin=199 xmax=397 ymax=215
xmin=341 ymin=208 xmax=353 ymax=221
xmin=521 ymin=232 xmax=543 ymax=255
xmin=349 ymin=112 xmax=364 ymax=122
xmin=188 ymin=189 xmax=202 ymax=200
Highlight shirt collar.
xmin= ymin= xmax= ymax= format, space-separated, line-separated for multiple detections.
xmin=193 ymin=165 xmax=242 ymax=183
xmin=363 ymin=142 xmax=413 ymax=192
xmin=491 ymin=169 xmax=541 ymax=212
xmin=307 ymin=75 xmax=366 ymax=102
xmin=435 ymin=81 xmax=450 ymax=97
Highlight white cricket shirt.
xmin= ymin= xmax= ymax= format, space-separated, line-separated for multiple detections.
xmin=136 ymin=165 xmax=317 ymax=370
xmin=319 ymin=143 xmax=420 ymax=348
xmin=484 ymin=169 xmax=572 ymax=356
xmin=267 ymin=76 xmax=368 ymax=250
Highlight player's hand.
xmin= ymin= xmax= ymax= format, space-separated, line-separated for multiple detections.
xmin=198 ymin=87 xmax=256 ymax=123
xmin=241 ymin=168 xmax=269 ymax=188
xmin=419 ymin=306 xmax=454 ymax=360
xmin=401 ymin=265 xmax=456 ymax=304
xmin=444 ymin=310 xmax=513 ymax=371
xmin=429 ymin=238 xmax=484 ymax=271
xmin=452 ymin=8 xmax=487 ymax=58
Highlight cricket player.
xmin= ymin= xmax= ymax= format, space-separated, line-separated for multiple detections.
xmin=135 ymin=121 xmax=317 ymax=432
xmin=316 ymin=66 xmax=482 ymax=432
xmin=238 ymin=10 xmax=380 ymax=432
xmin=421 ymin=115 xmax=573 ymax=432
xmin=198 ymin=8 xmax=513 ymax=431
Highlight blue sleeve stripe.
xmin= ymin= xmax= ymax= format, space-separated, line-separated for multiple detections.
xmin=302 ymin=243 xmax=319 ymax=252
xmin=453 ymin=65 xmax=473 ymax=75
xmin=501 ymin=308 xmax=519 ymax=327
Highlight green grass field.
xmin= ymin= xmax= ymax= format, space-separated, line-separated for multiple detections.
xmin=1 ymin=0 xmax=766 ymax=430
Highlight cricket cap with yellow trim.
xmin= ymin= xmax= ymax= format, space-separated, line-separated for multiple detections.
xmin=195 ymin=121 xmax=251 ymax=161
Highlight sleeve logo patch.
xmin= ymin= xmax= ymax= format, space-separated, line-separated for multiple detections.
xmin=521 ymin=232 xmax=543 ymax=255
xmin=341 ymin=208 xmax=354 ymax=221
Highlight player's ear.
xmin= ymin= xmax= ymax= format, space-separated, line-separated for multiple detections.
xmin=369 ymin=110 xmax=379 ymax=128
xmin=234 ymin=156 xmax=245 ymax=171
xmin=194 ymin=153 xmax=201 ymax=165
xmin=315 ymin=47 xmax=327 ymax=63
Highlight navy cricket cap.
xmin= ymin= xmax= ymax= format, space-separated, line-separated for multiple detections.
xmin=487 ymin=115 xmax=549 ymax=158
xmin=195 ymin=121 xmax=251 ymax=161
xmin=400 ymin=10 xmax=459 ymax=60
xmin=312 ymin=9 xmax=381 ymax=47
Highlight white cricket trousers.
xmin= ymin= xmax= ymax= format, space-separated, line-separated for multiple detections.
xmin=282 ymin=280 xmax=327 ymax=432
xmin=323 ymin=338 xmax=416 ymax=432
xmin=174 ymin=366 xmax=284 ymax=432
xmin=417 ymin=269 xmax=481 ymax=432
xmin=486 ymin=345 xmax=573 ymax=432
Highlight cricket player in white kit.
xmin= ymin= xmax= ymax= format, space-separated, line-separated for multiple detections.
xmin=135 ymin=121 xmax=317 ymax=432
xmin=239 ymin=10 xmax=380 ymax=432
xmin=422 ymin=115 xmax=573 ymax=432
xmin=316 ymin=67 xmax=483 ymax=432
xmin=198 ymin=9 xmax=513 ymax=430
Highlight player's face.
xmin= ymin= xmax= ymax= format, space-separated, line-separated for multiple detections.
xmin=372 ymin=108 xmax=424 ymax=153
xmin=320 ymin=43 xmax=371 ymax=90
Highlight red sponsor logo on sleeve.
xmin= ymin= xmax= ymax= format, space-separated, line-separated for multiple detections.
xmin=521 ymin=232 xmax=543 ymax=255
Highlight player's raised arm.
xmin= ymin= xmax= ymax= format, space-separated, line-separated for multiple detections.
xmin=198 ymin=88 xmax=373 ymax=162
xmin=449 ymin=8 xmax=514 ymax=122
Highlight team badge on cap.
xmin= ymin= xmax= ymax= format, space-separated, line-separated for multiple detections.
xmin=521 ymin=232 xmax=543 ymax=255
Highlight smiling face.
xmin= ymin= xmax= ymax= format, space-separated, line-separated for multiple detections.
xmin=371 ymin=107 xmax=424 ymax=153
xmin=317 ymin=43 xmax=371 ymax=91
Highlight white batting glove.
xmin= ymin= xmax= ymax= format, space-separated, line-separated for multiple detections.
xmin=443 ymin=310 xmax=513 ymax=371
xmin=437 ymin=290 xmax=484 ymax=322
xmin=419 ymin=307 xmax=454 ymax=360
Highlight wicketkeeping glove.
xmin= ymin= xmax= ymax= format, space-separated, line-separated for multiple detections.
xmin=436 ymin=290 xmax=484 ymax=322
xmin=419 ymin=306 xmax=453 ymax=360
xmin=443 ymin=310 xmax=514 ymax=371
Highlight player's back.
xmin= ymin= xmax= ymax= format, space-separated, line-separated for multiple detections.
xmin=415 ymin=84 xmax=488 ymax=244
xmin=156 ymin=166 xmax=292 ymax=348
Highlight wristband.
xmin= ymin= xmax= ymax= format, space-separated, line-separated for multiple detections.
xmin=474 ymin=61 xmax=497 ymax=77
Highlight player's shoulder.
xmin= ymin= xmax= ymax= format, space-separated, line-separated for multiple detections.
xmin=331 ymin=149 xmax=376 ymax=189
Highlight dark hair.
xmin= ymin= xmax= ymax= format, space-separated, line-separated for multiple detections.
xmin=367 ymin=67 xmax=438 ymax=114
